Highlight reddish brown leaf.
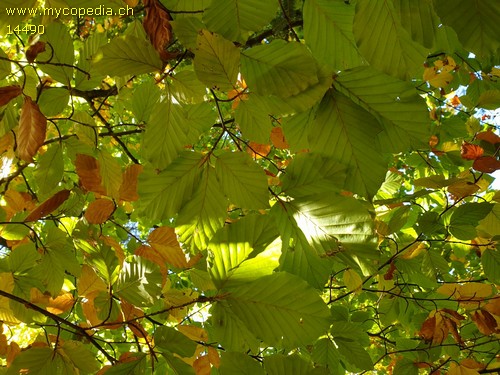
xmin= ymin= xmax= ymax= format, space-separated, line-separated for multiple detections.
xmin=193 ymin=355 xmax=211 ymax=375
xmin=143 ymin=0 xmax=172 ymax=61
xmin=119 ymin=164 xmax=143 ymax=201
xmin=460 ymin=142 xmax=484 ymax=160
xmin=84 ymin=199 xmax=115 ymax=224
xmin=419 ymin=315 xmax=435 ymax=342
xmin=471 ymin=310 xmax=498 ymax=335
xmin=270 ymin=127 xmax=289 ymax=149
xmin=476 ymin=129 xmax=500 ymax=144
xmin=0 ymin=85 xmax=22 ymax=107
xmin=207 ymin=347 xmax=220 ymax=368
xmin=17 ymin=96 xmax=47 ymax=162
xmin=75 ymin=154 xmax=107 ymax=195
xmin=384 ymin=262 xmax=396 ymax=280
xmin=25 ymin=41 xmax=46 ymax=63
xmin=24 ymin=189 xmax=71 ymax=222
xmin=473 ymin=156 xmax=500 ymax=173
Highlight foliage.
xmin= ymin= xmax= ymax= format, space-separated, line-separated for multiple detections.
xmin=0 ymin=0 xmax=499 ymax=374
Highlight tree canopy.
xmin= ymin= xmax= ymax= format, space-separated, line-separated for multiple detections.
xmin=0 ymin=0 xmax=499 ymax=374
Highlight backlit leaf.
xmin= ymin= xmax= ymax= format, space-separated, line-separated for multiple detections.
xmin=17 ymin=97 xmax=47 ymax=163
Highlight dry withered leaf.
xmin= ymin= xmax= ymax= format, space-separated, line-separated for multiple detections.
xmin=25 ymin=41 xmax=46 ymax=63
xmin=84 ymin=198 xmax=115 ymax=224
xmin=471 ymin=310 xmax=498 ymax=335
xmin=0 ymin=85 xmax=22 ymax=107
xmin=473 ymin=156 xmax=500 ymax=173
xmin=17 ymin=96 xmax=47 ymax=162
xmin=24 ymin=189 xmax=70 ymax=222
xmin=143 ymin=0 xmax=172 ymax=61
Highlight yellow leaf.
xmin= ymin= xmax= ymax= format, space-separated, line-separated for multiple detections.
xmin=343 ymin=269 xmax=363 ymax=293
xmin=77 ymin=265 xmax=107 ymax=297
xmin=177 ymin=325 xmax=208 ymax=342
xmin=0 ymin=273 xmax=19 ymax=324
xmin=447 ymin=362 xmax=480 ymax=375
xmin=148 ymin=227 xmax=189 ymax=268
xmin=17 ymin=96 xmax=47 ymax=162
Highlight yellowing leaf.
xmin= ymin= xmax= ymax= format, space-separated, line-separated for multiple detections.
xmin=84 ymin=199 xmax=115 ymax=224
xmin=423 ymin=67 xmax=453 ymax=88
xmin=46 ymin=292 xmax=75 ymax=315
xmin=119 ymin=164 xmax=143 ymax=201
xmin=17 ymin=96 xmax=47 ymax=162
xmin=148 ymin=226 xmax=189 ymax=268
xmin=270 ymin=127 xmax=289 ymax=149
xmin=193 ymin=355 xmax=211 ymax=375
xmin=0 ymin=85 xmax=22 ymax=106
xmin=0 ymin=273 xmax=19 ymax=324
xmin=75 ymin=154 xmax=106 ymax=195
xmin=447 ymin=362 xmax=480 ymax=375
xmin=177 ymin=325 xmax=208 ymax=342
xmin=77 ymin=265 xmax=107 ymax=297
xmin=343 ymin=269 xmax=363 ymax=293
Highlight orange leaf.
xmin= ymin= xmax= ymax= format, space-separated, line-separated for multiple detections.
xmin=0 ymin=133 xmax=14 ymax=154
xmin=4 ymin=189 xmax=35 ymax=217
xmin=17 ymin=96 xmax=47 ymax=162
xmin=24 ymin=189 xmax=71 ymax=222
xmin=135 ymin=244 xmax=168 ymax=279
xmin=143 ymin=0 xmax=172 ymax=61
xmin=476 ymin=130 xmax=500 ymax=144
xmin=148 ymin=226 xmax=189 ymax=268
xmin=77 ymin=265 xmax=107 ymax=297
xmin=47 ymin=292 xmax=75 ymax=315
xmin=270 ymin=127 xmax=289 ymax=149
xmin=473 ymin=156 xmax=500 ymax=173
xmin=0 ymin=85 xmax=22 ymax=107
xmin=84 ymin=199 xmax=115 ymax=224
xmin=6 ymin=341 xmax=20 ymax=367
xmin=26 ymin=41 xmax=46 ymax=63
xmin=207 ymin=347 xmax=220 ymax=368
xmin=75 ymin=154 xmax=107 ymax=195
xmin=460 ymin=142 xmax=484 ymax=160
xmin=247 ymin=142 xmax=271 ymax=159
xmin=119 ymin=164 xmax=143 ymax=201
xmin=483 ymin=295 xmax=500 ymax=316
xmin=193 ymin=355 xmax=211 ymax=375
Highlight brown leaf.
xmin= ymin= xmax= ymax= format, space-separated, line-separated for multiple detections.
xmin=119 ymin=164 xmax=143 ymax=201
xmin=26 ymin=41 xmax=46 ymax=63
xmin=193 ymin=355 xmax=211 ymax=375
xmin=17 ymin=96 xmax=47 ymax=162
xmin=460 ymin=142 xmax=484 ymax=160
xmin=143 ymin=0 xmax=172 ymax=61
xmin=247 ymin=142 xmax=271 ymax=159
xmin=0 ymin=85 xmax=22 ymax=107
xmin=24 ymin=189 xmax=71 ymax=222
xmin=270 ymin=127 xmax=289 ymax=149
xmin=84 ymin=199 xmax=115 ymax=224
xmin=75 ymin=154 xmax=107 ymax=195
xmin=473 ymin=156 xmax=500 ymax=173
xmin=148 ymin=226 xmax=189 ymax=268
xmin=471 ymin=310 xmax=498 ymax=335
xmin=447 ymin=180 xmax=480 ymax=200
xmin=384 ymin=262 xmax=396 ymax=280
xmin=483 ymin=296 xmax=500 ymax=316
xmin=476 ymin=129 xmax=500 ymax=145
xmin=419 ymin=315 xmax=436 ymax=342
xmin=207 ymin=347 xmax=220 ymax=368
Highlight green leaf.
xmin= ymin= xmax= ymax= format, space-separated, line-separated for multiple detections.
xmin=37 ymin=23 xmax=74 ymax=84
xmin=0 ymin=48 xmax=11 ymax=80
xmin=6 ymin=347 xmax=61 ymax=375
xmin=308 ymin=90 xmax=386 ymax=198
xmin=171 ymin=17 xmax=205 ymax=50
xmin=449 ymin=202 xmax=494 ymax=240
xmin=264 ymin=354 xmax=312 ymax=375
xmin=241 ymin=40 xmax=319 ymax=98
xmin=281 ymin=153 xmax=346 ymax=198
xmin=312 ymin=339 xmax=343 ymax=375
xmin=234 ymin=95 xmax=273 ymax=143
xmin=477 ymin=90 xmax=500 ymax=110
xmin=9 ymin=243 xmax=40 ymax=274
xmin=169 ymin=70 xmax=208 ymax=104
xmin=104 ymin=353 xmax=148 ymax=375
xmin=143 ymin=100 xmax=191 ymax=170
xmin=98 ymin=149 xmax=123 ymax=200
xmin=334 ymin=337 xmax=373 ymax=371
xmin=130 ymin=80 xmax=161 ymax=124
xmin=433 ymin=0 xmax=500 ymax=59
xmin=75 ymin=31 xmax=107 ymax=90
xmin=288 ymin=194 xmax=376 ymax=254
xmin=176 ymin=167 xmax=228 ymax=251
xmin=154 ymin=326 xmax=197 ymax=358
xmin=82 ymin=243 xmax=120 ymax=284
xmin=60 ymin=340 xmax=100 ymax=374
xmin=37 ymin=88 xmax=69 ymax=117
xmin=219 ymin=352 xmax=265 ymax=375
xmin=482 ymin=249 xmax=500 ymax=284
xmin=393 ymin=358 xmax=419 ymax=375
xmin=92 ymin=35 xmax=163 ymax=77
xmin=225 ymin=272 xmax=331 ymax=347
xmin=353 ymin=0 xmax=428 ymax=80
xmin=138 ymin=152 xmax=203 ymax=221
xmin=334 ymin=66 xmax=430 ymax=152
xmin=271 ymin=204 xmax=333 ymax=289
xmin=115 ymin=256 xmax=162 ymax=307
xmin=210 ymin=301 xmax=260 ymax=352
xmin=208 ymin=214 xmax=280 ymax=288
xmin=194 ymin=29 xmax=240 ymax=91
xmin=394 ymin=0 xmax=440 ymax=49
xmin=34 ymin=144 xmax=64 ymax=197
xmin=215 ymin=151 xmax=269 ymax=209
xmin=303 ymin=0 xmax=364 ymax=70
xmin=203 ymin=0 xmax=279 ymax=42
